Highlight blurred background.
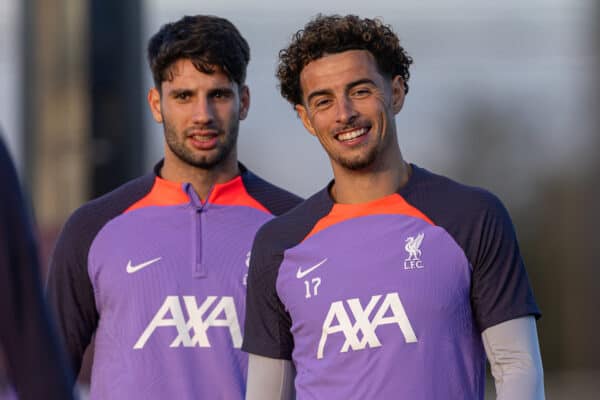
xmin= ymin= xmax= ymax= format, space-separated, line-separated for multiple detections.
xmin=1 ymin=0 xmax=598 ymax=398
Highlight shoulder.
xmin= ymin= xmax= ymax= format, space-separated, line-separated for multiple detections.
xmin=240 ymin=166 xmax=303 ymax=216
xmin=55 ymin=174 xmax=155 ymax=255
xmin=404 ymin=165 xmax=510 ymax=226
xmin=403 ymin=165 xmax=520 ymax=272
xmin=253 ymin=189 xmax=331 ymax=256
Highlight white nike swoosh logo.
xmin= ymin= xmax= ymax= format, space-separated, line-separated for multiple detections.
xmin=126 ymin=257 xmax=162 ymax=274
xmin=296 ymin=258 xmax=328 ymax=279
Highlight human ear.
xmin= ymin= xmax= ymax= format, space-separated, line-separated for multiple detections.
xmin=391 ymin=76 xmax=405 ymax=114
xmin=239 ymin=85 xmax=250 ymax=120
xmin=295 ymin=104 xmax=317 ymax=137
xmin=148 ymin=87 xmax=163 ymax=123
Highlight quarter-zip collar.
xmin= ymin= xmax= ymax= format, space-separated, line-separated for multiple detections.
xmin=147 ymin=160 xmax=270 ymax=279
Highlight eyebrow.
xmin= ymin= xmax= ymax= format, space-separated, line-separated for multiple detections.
xmin=306 ymin=78 xmax=378 ymax=104
xmin=167 ymin=85 xmax=236 ymax=98
xmin=347 ymin=78 xmax=377 ymax=90
xmin=208 ymin=87 xmax=235 ymax=96
xmin=168 ymin=88 xmax=195 ymax=98
xmin=306 ymin=89 xmax=332 ymax=105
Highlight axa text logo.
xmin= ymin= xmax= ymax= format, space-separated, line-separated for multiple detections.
xmin=317 ymin=292 xmax=417 ymax=359
xmin=134 ymin=296 xmax=241 ymax=349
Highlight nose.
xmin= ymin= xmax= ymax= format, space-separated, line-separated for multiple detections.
xmin=192 ymin=97 xmax=214 ymax=125
xmin=335 ymin=96 xmax=358 ymax=125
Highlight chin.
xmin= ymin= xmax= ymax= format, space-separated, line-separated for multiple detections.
xmin=337 ymin=151 xmax=379 ymax=171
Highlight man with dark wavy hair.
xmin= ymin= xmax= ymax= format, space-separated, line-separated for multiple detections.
xmin=243 ymin=14 xmax=544 ymax=399
xmin=47 ymin=15 xmax=301 ymax=399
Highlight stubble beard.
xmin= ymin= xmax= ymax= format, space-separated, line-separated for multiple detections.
xmin=163 ymin=117 xmax=239 ymax=170
xmin=332 ymin=115 xmax=392 ymax=171
xmin=333 ymin=145 xmax=380 ymax=171
xmin=325 ymin=132 xmax=381 ymax=171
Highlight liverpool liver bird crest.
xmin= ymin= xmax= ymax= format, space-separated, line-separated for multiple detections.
xmin=404 ymin=233 xmax=424 ymax=261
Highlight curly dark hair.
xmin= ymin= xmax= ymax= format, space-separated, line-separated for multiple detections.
xmin=148 ymin=15 xmax=250 ymax=90
xmin=277 ymin=14 xmax=413 ymax=106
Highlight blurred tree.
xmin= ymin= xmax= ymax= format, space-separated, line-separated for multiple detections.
xmin=446 ymin=94 xmax=598 ymax=372
xmin=447 ymin=4 xmax=600 ymax=373
xmin=22 ymin=0 xmax=90 ymax=252
xmin=22 ymin=0 xmax=144 ymax=389
xmin=536 ymin=0 xmax=600 ymax=371
xmin=89 ymin=0 xmax=144 ymax=198
xmin=22 ymin=0 xmax=144 ymax=260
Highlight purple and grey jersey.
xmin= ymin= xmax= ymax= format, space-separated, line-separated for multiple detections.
xmin=242 ymin=165 xmax=540 ymax=400
xmin=47 ymin=162 xmax=301 ymax=400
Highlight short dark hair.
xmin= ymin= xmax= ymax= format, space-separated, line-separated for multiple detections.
xmin=277 ymin=14 xmax=413 ymax=106
xmin=147 ymin=15 xmax=250 ymax=89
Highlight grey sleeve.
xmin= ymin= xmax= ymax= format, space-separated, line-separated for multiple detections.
xmin=482 ymin=316 xmax=545 ymax=399
xmin=246 ymin=354 xmax=296 ymax=400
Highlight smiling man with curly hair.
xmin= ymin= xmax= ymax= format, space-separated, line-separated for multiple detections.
xmin=242 ymin=14 xmax=545 ymax=400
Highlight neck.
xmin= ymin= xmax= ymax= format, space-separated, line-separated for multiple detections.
xmin=330 ymin=148 xmax=410 ymax=205
xmin=160 ymin=151 xmax=240 ymax=201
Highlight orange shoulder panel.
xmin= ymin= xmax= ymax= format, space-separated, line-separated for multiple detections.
xmin=209 ymin=176 xmax=270 ymax=214
xmin=124 ymin=177 xmax=189 ymax=213
xmin=305 ymin=193 xmax=433 ymax=240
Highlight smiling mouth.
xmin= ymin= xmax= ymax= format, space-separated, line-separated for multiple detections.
xmin=189 ymin=134 xmax=217 ymax=142
xmin=186 ymin=130 xmax=220 ymax=150
xmin=335 ymin=127 xmax=369 ymax=142
xmin=187 ymin=127 xmax=219 ymax=140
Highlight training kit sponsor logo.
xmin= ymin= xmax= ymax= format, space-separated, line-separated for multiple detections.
xmin=126 ymin=257 xmax=162 ymax=274
xmin=317 ymin=292 xmax=417 ymax=359
xmin=404 ymin=232 xmax=425 ymax=269
xmin=296 ymin=258 xmax=328 ymax=279
xmin=297 ymin=258 xmax=328 ymax=299
xmin=134 ymin=296 xmax=242 ymax=349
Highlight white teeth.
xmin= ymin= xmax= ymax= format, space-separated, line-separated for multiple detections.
xmin=192 ymin=135 xmax=214 ymax=142
xmin=337 ymin=128 xmax=367 ymax=141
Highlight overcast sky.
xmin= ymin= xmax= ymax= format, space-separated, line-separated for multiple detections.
xmin=1 ymin=0 xmax=595 ymax=200
xmin=143 ymin=0 xmax=595 ymax=198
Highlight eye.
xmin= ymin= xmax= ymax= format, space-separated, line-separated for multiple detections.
xmin=352 ymin=87 xmax=372 ymax=98
xmin=313 ymin=98 xmax=332 ymax=110
xmin=212 ymin=89 xmax=233 ymax=100
xmin=174 ymin=91 xmax=191 ymax=101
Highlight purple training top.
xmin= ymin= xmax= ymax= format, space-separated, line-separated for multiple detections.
xmin=47 ymin=161 xmax=302 ymax=400
xmin=242 ymin=164 xmax=540 ymax=400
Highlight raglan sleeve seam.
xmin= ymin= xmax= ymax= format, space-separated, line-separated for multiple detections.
xmin=242 ymin=225 xmax=294 ymax=360
xmin=469 ymin=192 xmax=541 ymax=331
xmin=46 ymin=207 xmax=101 ymax=373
